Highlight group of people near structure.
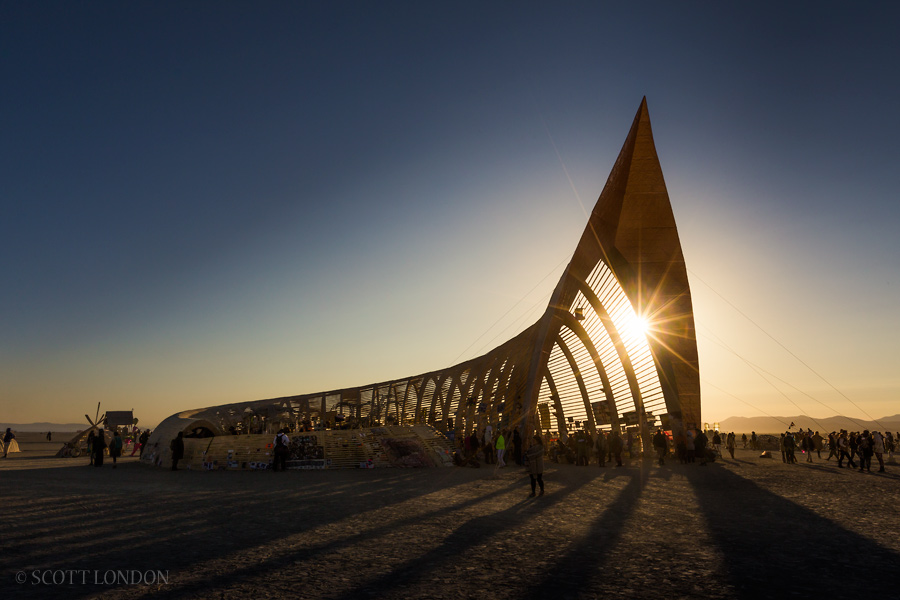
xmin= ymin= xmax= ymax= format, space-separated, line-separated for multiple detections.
xmin=778 ymin=429 xmax=893 ymax=473
xmin=452 ymin=422 xmax=895 ymax=488
xmin=84 ymin=427 xmax=153 ymax=468
xmin=453 ymin=426 xmax=718 ymax=471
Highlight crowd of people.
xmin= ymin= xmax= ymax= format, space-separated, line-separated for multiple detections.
xmin=83 ymin=427 xmax=153 ymax=468
xmin=778 ymin=428 xmax=895 ymax=473
xmin=450 ymin=421 xmax=895 ymax=497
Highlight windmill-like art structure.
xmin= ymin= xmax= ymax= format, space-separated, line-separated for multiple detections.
xmin=55 ymin=402 xmax=107 ymax=458
xmin=144 ymin=98 xmax=700 ymax=466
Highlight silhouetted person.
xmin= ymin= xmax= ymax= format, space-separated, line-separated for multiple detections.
xmin=858 ymin=431 xmax=873 ymax=472
xmin=653 ymin=429 xmax=667 ymax=465
xmin=595 ymin=431 xmax=607 ymax=467
xmin=170 ymin=432 xmax=185 ymax=471
xmin=2 ymin=428 xmax=15 ymax=458
xmin=134 ymin=429 xmax=149 ymax=457
xmin=726 ymin=432 xmax=736 ymax=459
xmin=575 ymin=430 xmax=589 ymax=466
xmin=800 ymin=433 xmax=813 ymax=463
xmin=872 ymin=431 xmax=886 ymax=472
xmin=467 ymin=431 xmax=480 ymax=462
xmin=826 ymin=432 xmax=839 ymax=461
xmin=46 ymin=431 xmax=52 ymax=442
xmin=93 ymin=428 xmax=107 ymax=467
xmin=783 ymin=432 xmax=796 ymax=464
xmin=512 ymin=429 xmax=522 ymax=465
xmin=109 ymin=430 xmax=123 ymax=468
xmin=812 ymin=431 xmax=824 ymax=458
xmin=273 ymin=429 xmax=290 ymax=472
xmin=87 ymin=430 xmax=96 ymax=465
xmin=525 ymin=435 xmax=545 ymax=497
xmin=694 ymin=429 xmax=709 ymax=465
xmin=609 ymin=431 xmax=624 ymax=467
xmin=837 ymin=431 xmax=855 ymax=468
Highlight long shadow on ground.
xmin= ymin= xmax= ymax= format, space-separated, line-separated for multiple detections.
xmin=684 ymin=465 xmax=900 ymax=597
xmin=1 ymin=467 xmax=501 ymax=600
xmin=524 ymin=466 xmax=650 ymax=599
xmin=333 ymin=471 xmax=595 ymax=600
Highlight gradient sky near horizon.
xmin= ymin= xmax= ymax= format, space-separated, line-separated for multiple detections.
xmin=3 ymin=2 xmax=899 ymax=428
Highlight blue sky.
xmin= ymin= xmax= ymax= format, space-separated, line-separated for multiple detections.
xmin=2 ymin=2 xmax=898 ymax=426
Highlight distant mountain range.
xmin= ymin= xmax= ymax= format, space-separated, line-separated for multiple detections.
xmin=1 ymin=422 xmax=88 ymax=432
xmin=4 ymin=415 xmax=899 ymax=435
xmin=716 ymin=415 xmax=900 ymax=434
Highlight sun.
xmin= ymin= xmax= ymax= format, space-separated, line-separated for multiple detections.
xmin=623 ymin=314 xmax=651 ymax=342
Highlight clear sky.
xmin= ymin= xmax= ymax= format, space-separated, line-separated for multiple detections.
xmin=2 ymin=2 xmax=898 ymax=428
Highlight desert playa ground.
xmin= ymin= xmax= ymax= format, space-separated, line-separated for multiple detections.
xmin=2 ymin=436 xmax=898 ymax=600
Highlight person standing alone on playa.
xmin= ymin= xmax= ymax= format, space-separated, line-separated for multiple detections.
xmin=525 ymin=435 xmax=545 ymax=497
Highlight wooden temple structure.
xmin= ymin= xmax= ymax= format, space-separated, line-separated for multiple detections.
xmin=142 ymin=98 xmax=700 ymax=469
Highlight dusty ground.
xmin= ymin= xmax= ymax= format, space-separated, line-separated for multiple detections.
xmin=2 ymin=444 xmax=898 ymax=600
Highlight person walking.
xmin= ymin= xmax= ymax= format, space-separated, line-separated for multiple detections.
xmin=783 ymin=432 xmax=797 ymax=464
xmin=872 ymin=431 xmax=886 ymax=473
xmin=826 ymin=432 xmax=839 ymax=461
xmin=858 ymin=431 xmax=873 ymax=473
xmin=812 ymin=431 xmax=824 ymax=459
xmin=652 ymin=429 xmax=667 ymax=465
xmin=170 ymin=432 xmax=185 ymax=471
xmin=801 ymin=433 xmax=813 ymax=463
xmin=134 ymin=429 xmax=150 ymax=457
xmin=109 ymin=430 xmax=123 ymax=468
xmin=495 ymin=429 xmax=507 ymax=468
xmin=525 ymin=435 xmax=545 ymax=497
xmin=726 ymin=432 xmax=736 ymax=459
xmin=711 ymin=431 xmax=722 ymax=457
xmin=837 ymin=431 xmax=855 ymax=468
